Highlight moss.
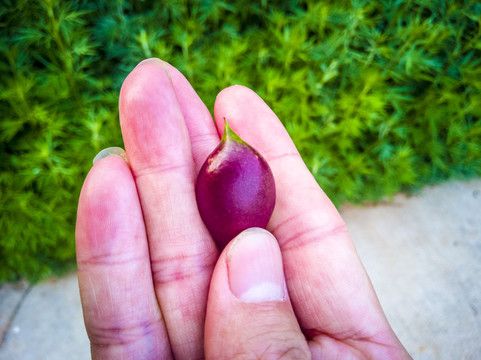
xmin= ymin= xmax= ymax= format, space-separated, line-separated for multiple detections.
xmin=1 ymin=0 xmax=480 ymax=282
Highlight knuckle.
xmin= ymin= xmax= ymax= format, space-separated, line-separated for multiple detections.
xmin=238 ymin=328 xmax=310 ymax=360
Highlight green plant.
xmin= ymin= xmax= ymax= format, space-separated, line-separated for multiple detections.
xmin=1 ymin=0 xmax=480 ymax=282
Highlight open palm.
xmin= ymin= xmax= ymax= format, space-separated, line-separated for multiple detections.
xmin=76 ymin=59 xmax=411 ymax=359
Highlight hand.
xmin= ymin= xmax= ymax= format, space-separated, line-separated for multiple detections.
xmin=76 ymin=58 xmax=411 ymax=359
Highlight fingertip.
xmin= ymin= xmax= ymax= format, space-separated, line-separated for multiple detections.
xmin=81 ymin=154 xmax=132 ymax=203
xmin=215 ymin=84 xmax=256 ymax=101
xmin=134 ymin=57 xmax=165 ymax=68
xmin=92 ymin=147 xmax=128 ymax=165
xmin=227 ymin=228 xmax=286 ymax=303
xmin=79 ymin=155 xmax=136 ymax=226
xmin=133 ymin=58 xmax=175 ymax=85
xmin=214 ymin=85 xmax=258 ymax=133
xmin=213 ymin=84 xmax=292 ymax=160
xmin=161 ymin=60 xmax=220 ymax=171
xmin=215 ymin=84 xmax=253 ymax=103
xmin=119 ymin=56 xmax=192 ymax=176
xmin=119 ymin=57 xmax=171 ymax=111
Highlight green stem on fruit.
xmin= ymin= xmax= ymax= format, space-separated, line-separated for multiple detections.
xmin=222 ymin=118 xmax=247 ymax=145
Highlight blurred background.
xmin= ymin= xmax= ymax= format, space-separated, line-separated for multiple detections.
xmin=0 ymin=2 xmax=480 ymax=358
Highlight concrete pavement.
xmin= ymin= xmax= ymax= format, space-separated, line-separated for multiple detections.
xmin=1 ymin=179 xmax=480 ymax=359
xmin=342 ymin=179 xmax=481 ymax=359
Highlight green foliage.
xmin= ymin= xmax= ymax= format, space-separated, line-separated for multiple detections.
xmin=1 ymin=0 xmax=480 ymax=282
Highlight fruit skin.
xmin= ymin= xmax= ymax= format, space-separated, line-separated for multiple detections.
xmin=195 ymin=121 xmax=276 ymax=250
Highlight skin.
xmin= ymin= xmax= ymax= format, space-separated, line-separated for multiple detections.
xmin=76 ymin=58 xmax=413 ymax=359
xmin=195 ymin=132 xmax=276 ymax=250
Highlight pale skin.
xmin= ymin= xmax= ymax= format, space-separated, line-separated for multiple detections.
xmin=75 ymin=58 xmax=412 ymax=359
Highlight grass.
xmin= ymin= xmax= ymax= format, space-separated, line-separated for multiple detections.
xmin=1 ymin=0 xmax=480 ymax=282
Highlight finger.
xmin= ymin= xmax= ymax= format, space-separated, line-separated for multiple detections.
xmin=214 ymin=85 xmax=345 ymax=238
xmin=162 ymin=61 xmax=220 ymax=171
xmin=213 ymin=86 xmax=404 ymax=352
xmin=205 ymin=228 xmax=310 ymax=359
xmin=76 ymin=154 xmax=170 ymax=359
xmin=119 ymin=59 xmax=218 ymax=359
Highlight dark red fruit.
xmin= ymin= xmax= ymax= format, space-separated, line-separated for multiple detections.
xmin=195 ymin=120 xmax=276 ymax=250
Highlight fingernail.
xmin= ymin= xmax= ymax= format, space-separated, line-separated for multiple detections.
xmin=135 ymin=58 xmax=175 ymax=93
xmin=93 ymin=147 xmax=128 ymax=165
xmin=227 ymin=228 xmax=286 ymax=303
xmin=136 ymin=58 xmax=171 ymax=78
xmin=135 ymin=57 xmax=164 ymax=68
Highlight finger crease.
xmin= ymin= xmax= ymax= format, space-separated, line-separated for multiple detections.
xmin=280 ymin=223 xmax=348 ymax=251
xmin=150 ymin=248 xmax=217 ymax=286
xmin=89 ymin=319 xmax=161 ymax=347
xmin=133 ymin=161 xmax=192 ymax=180
xmin=78 ymin=253 xmax=147 ymax=268
xmin=267 ymin=151 xmax=301 ymax=164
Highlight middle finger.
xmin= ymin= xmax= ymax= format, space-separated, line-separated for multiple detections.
xmin=119 ymin=59 xmax=218 ymax=359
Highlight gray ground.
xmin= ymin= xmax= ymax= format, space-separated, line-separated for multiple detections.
xmin=1 ymin=179 xmax=480 ymax=360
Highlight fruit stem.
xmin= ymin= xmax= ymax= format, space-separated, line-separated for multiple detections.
xmin=222 ymin=118 xmax=246 ymax=144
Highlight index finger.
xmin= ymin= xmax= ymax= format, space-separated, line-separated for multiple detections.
xmin=119 ymin=59 xmax=218 ymax=359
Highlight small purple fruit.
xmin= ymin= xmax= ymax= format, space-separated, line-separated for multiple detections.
xmin=195 ymin=120 xmax=276 ymax=250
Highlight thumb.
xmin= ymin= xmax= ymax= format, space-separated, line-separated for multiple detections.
xmin=205 ymin=228 xmax=310 ymax=359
